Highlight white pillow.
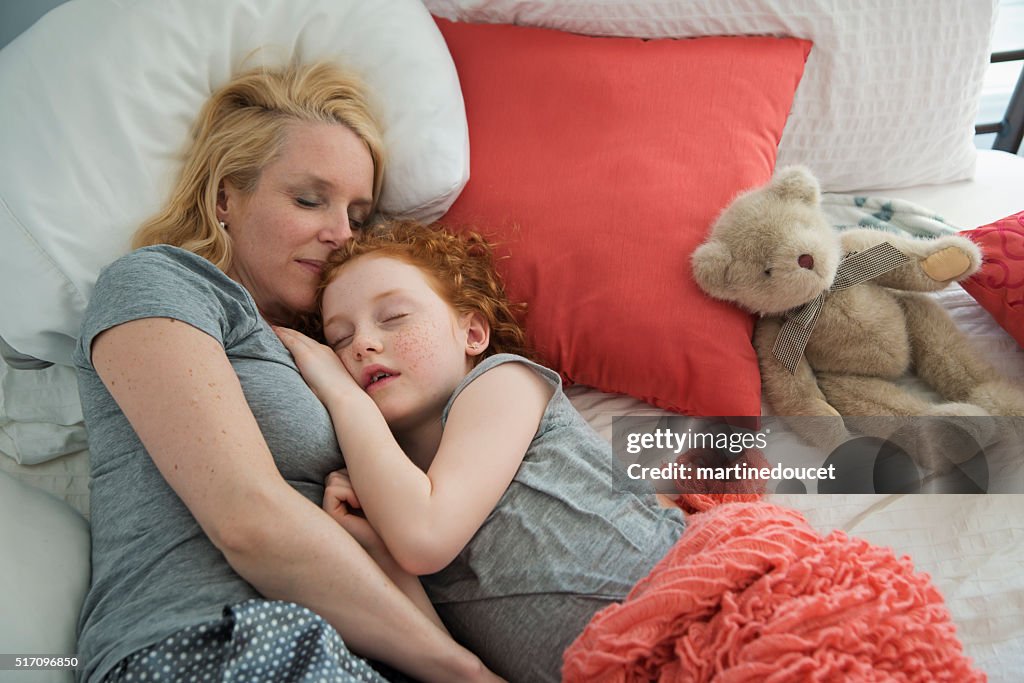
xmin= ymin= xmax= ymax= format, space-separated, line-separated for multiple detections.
xmin=0 ymin=0 xmax=469 ymax=366
xmin=1 ymin=361 xmax=87 ymax=465
xmin=424 ymin=0 xmax=995 ymax=193
xmin=0 ymin=470 xmax=90 ymax=683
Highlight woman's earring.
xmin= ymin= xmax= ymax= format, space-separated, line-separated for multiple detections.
xmin=218 ymin=220 xmax=227 ymax=230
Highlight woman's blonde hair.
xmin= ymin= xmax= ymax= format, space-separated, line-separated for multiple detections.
xmin=316 ymin=220 xmax=532 ymax=363
xmin=132 ymin=61 xmax=386 ymax=272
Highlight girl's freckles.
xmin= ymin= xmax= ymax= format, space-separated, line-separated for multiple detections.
xmin=392 ymin=320 xmax=438 ymax=365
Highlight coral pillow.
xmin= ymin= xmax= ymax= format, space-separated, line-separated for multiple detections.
xmin=961 ymin=212 xmax=1024 ymax=347
xmin=435 ymin=18 xmax=811 ymax=416
xmin=426 ymin=1 xmax=996 ymax=193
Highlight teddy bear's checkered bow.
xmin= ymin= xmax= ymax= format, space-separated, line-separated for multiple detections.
xmin=771 ymin=242 xmax=910 ymax=373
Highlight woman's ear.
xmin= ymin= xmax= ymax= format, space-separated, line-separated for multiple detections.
xmin=462 ymin=312 xmax=491 ymax=357
xmin=216 ymin=179 xmax=239 ymax=226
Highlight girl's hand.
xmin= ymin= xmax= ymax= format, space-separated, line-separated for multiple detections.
xmin=324 ymin=468 xmax=385 ymax=555
xmin=324 ymin=468 xmax=362 ymax=519
xmin=272 ymin=326 xmax=362 ymax=406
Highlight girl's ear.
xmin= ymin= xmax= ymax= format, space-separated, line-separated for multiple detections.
xmin=462 ymin=312 xmax=491 ymax=357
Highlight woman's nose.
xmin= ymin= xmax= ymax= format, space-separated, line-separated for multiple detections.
xmin=319 ymin=218 xmax=353 ymax=249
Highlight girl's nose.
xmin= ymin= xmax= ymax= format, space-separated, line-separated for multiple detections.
xmin=352 ymin=332 xmax=382 ymax=359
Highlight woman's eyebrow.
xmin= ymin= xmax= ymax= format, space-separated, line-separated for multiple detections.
xmin=285 ymin=174 xmax=373 ymax=206
xmin=284 ymin=173 xmax=333 ymax=190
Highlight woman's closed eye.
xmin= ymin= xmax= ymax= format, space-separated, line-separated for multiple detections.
xmin=297 ymin=198 xmax=367 ymax=232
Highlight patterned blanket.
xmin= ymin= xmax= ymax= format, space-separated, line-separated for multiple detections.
xmin=820 ymin=192 xmax=958 ymax=237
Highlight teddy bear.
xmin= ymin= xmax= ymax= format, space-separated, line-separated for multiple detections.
xmin=691 ymin=165 xmax=1024 ymax=472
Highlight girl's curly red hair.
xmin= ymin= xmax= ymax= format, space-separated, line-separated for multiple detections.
xmin=314 ymin=220 xmax=532 ymax=363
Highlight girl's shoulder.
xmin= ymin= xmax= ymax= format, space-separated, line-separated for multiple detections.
xmin=442 ymin=353 xmax=563 ymax=425
xmin=472 ymin=353 xmax=561 ymax=387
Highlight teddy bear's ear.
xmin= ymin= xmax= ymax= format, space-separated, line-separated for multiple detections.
xmin=691 ymin=240 xmax=733 ymax=297
xmin=769 ymin=165 xmax=820 ymax=206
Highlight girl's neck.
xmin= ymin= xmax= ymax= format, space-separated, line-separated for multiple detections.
xmin=393 ymin=360 xmax=478 ymax=471
xmin=394 ymin=420 xmax=444 ymax=472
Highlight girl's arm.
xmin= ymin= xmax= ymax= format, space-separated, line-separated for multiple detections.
xmin=92 ymin=318 xmax=493 ymax=682
xmin=323 ymin=471 xmax=450 ymax=633
xmin=276 ymin=327 xmax=551 ymax=576
xmin=334 ymin=363 xmax=550 ymax=576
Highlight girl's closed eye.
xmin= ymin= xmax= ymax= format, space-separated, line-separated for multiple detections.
xmin=381 ymin=312 xmax=408 ymax=324
xmin=330 ymin=331 xmax=354 ymax=350
xmin=296 ymin=196 xmax=322 ymax=208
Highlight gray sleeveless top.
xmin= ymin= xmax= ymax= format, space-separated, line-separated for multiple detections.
xmin=422 ymin=353 xmax=685 ymax=604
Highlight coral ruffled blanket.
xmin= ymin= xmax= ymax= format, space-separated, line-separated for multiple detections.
xmin=563 ymin=498 xmax=984 ymax=682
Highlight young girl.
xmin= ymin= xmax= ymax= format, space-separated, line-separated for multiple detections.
xmin=275 ymin=220 xmax=686 ymax=682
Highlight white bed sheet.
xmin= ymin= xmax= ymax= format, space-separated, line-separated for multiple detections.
xmin=1 ymin=150 xmax=1022 ymax=680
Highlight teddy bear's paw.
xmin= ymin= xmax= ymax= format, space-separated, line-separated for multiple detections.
xmin=891 ymin=414 xmax=991 ymax=471
xmin=923 ymin=402 xmax=991 ymax=419
xmin=921 ymin=246 xmax=973 ymax=282
xmin=772 ymin=411 xmax=850 ymax=455
xmin=920 ymin=236 xmax=983 ymax=282
xmin=968 ymin=380 xmax=1024 ymax=417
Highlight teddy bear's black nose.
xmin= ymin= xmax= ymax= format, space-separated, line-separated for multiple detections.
xmin=798 ymin=254 xmax=815 ymax=270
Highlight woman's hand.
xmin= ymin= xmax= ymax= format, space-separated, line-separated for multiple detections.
xmin=272 ymin=326 xmax=362 ymax=407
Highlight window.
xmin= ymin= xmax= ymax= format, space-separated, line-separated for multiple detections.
xmin=974 ymin=0 xmax=1024 ymax=153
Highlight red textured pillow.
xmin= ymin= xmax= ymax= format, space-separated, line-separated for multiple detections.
xmin=961 ymin=211 xmax=1024 ymax=347
xmin=436 ymin=18 xmax=811 ymax=416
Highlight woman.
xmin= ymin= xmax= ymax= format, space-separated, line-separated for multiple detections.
xmin=74 ymin=61 xmax=497 ymax=683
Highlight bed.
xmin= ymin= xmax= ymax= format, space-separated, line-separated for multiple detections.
xmin=1 ymin=0 xmax=1022 ymax=681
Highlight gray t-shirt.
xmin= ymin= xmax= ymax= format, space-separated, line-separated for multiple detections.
xmin=422 ymin=354 xmax=686 ymax=681
xmin=73 ymin=245 xmax=344 ymax=683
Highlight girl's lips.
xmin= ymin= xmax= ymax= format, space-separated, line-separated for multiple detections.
xmin=366 ymin=373 xmax=399 ymax=394
xmin=362 ymin=364 xmax=399 ymax=388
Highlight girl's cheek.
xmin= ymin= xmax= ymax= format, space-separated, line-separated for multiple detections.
xmin=339 ymin=355 xmax=360 ymax=381
xmin=327 ymin=340 xmax=358 ymax=379
xmin=392 ymin=321 xmax=445 ymax=369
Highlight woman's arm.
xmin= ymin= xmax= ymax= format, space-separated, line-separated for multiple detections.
xmin=91 ymin=318 xmax=493 ymax=682
xmin=322 ymin=478 xmax=450 ymax=633
xmin=275 ymin=327 xmax=551 ymax=576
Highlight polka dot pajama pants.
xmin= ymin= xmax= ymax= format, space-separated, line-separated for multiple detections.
xmin=104 ymin=600 xmax=387 ymax=682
